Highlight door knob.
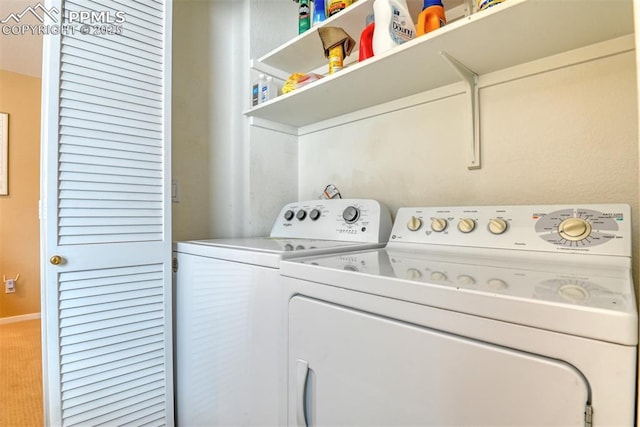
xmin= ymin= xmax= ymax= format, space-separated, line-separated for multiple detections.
xmin=49 ymin=255 xmax=64 ymax=265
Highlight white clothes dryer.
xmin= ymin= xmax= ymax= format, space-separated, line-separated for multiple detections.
xmin=280 ymin=204 xmax=637 ymax=426
xmin=174 ymin=199 xmax=392 ymax=427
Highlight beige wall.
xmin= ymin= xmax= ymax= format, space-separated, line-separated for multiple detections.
xmin=0 ymin=69 xmax=41 ymax=318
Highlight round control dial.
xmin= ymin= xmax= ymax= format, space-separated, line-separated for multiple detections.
xmin=407 ymin=216 xmax=422 ymax=231
xmin=342 ymin=206 xmax=360 ymax=224
xmin=457 ymin=275 xmax=476 ymax=286
xmin=487 ymin=278 xmax=508 ymax=290
xmin=488 ymin=218 xmax=508 ymax=235
xmin=284 ymin=210 xmax=295 ymax=221
xmin=458 ymin=218 xmax=476 ymax=233
xmin=558 ymin=218 xmax=592 ymax=241
xmin=296 ymin=210 xmax=307 ymax=221
xmin=309 ymin=209 xmax=321 ymax=221
xmin=431 ymin=218 xmax=448 ymax=232
xmin=430 ymin=271 xmax=448 ymax=281
xmin=406 ymin=268 xmax=423 ymax=280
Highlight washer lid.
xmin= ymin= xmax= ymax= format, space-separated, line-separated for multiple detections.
xmin=182 ymin=237 xmax=373 ymax=253
xmin=176 ymin=238 xmax=384 ymax=268
xmin=280 ymin=247 xmax=638 ymax=345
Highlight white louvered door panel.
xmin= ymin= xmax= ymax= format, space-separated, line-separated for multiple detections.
xmin=40 ymin=0 xmax=173 ymax=425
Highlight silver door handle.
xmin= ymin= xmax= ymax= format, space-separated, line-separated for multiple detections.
xmin=296 ymin=359 xmax=309 ymax=427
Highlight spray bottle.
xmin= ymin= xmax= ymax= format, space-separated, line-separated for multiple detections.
xmin=297 ymin=0 xmax=311 ymax=34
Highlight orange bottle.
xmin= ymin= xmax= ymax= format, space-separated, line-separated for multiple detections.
xmin=416 ymin=0 xmax=446 ymax=36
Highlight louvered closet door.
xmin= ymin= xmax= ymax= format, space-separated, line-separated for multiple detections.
xmin=40 ymin=0 xmax=173 ymax=425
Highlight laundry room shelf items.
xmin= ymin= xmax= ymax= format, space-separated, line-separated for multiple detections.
xmin=244 ymin=0 xmax=634 ymax=129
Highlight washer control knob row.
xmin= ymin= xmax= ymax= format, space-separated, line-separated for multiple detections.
xmin=488 ymin=218 xmax=508 ymax=235
xmin=343 ymin=206 xmax=360 ymax=224
xmin=558 ymin=218 xmax=591 ymax=241
xmin=285 ymin=208 xmax=323 ymax=222
xmin=431 ymin=218 xmax=448 ymax=232
xmin=458 ymin=218 xmax=476 ymax=233
xmin=407 ymin=216 xmax=422 ymax=231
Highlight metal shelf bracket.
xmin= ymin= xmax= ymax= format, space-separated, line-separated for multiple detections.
xmin=440 ymin=51 xmax=481 ymax=170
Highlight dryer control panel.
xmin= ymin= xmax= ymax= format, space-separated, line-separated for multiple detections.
xmin=271 ymin=199 xmax=393 ymax=244
xmin=390 ymin=204 xmax=631 ymax=257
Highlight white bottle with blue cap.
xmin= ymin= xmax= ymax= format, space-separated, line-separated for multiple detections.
xmin=372 ymin=0 xmax=416 ymax=55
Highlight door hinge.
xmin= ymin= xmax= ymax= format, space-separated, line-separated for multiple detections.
xmin=172 ymin=257 xmax=178 ymax=273
xmin=585 ymin=403 xmax=593 ymax=427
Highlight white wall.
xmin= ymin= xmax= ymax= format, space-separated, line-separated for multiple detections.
xmin=298 ymin=48 xmax=639 ymax=279
xmin=173 ymin=0 xmax=297 ymax=240
xmin=244 ymin=0 xmax=299 ymax=235
xmin=172 ymin=0 xmax=245 ymax=240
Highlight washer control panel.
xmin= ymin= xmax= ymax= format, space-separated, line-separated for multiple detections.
xmin=271 ymin=199 xmax=393 ymax=243
xmin=390 ymin=204 xmax=631 ymax=256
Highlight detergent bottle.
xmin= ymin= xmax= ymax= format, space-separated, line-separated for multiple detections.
xmin=416 ymin=0 xmax=446 ymax=36
xmin=372 ymin=0 xmax=416 ymax=55
xmin=358 ymin=13 xmax=375 ymax=61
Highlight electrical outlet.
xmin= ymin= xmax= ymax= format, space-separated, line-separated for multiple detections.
xmin=5 ymin=279 xmax=15 ymax=293
xmin=172 ymin=179 xmax=179 ymax=203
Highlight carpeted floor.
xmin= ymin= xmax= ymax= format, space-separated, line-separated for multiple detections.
xmin=0 ymin=319 xmax=44 ymax=426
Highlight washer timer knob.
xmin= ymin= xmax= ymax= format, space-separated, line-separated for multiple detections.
xmin=558 ymin=218 xmax=592 ymax=241
xmin=431 ymin=218 xmax=448 ymax=232
xmin=342 ymin=206 xmax=360 ymax=224
xmin=407 ymin=216 xmax=422 ymax=231
xmin=458 ymin=218 xmax=476 ymax=233
xmin=488 ymin=218 xmax=508 ymax=235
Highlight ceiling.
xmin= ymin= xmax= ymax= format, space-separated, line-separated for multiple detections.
xmin=0 ymin=0 xmax=44 ymax=77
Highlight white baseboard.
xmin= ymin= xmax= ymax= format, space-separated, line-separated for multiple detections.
xmin=0 ymin=312 xmax=41 ymax=325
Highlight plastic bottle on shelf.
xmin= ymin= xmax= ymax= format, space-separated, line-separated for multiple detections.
xmin=313 ymin=0 xmax=327 ymax=25
xmin=358 ymin=13 xmax=375 ymax=61
xmin=251 ymin=81 xmax=260 ymax=107
xmin=297 ymin=0 xmax=311 ymax=34
xmin=254 ymin=74 xmax=267 ymax=105
xmin=260 ymin=76 xmax=278 ymax=103
xmin=372 ymin=0 xmax=416 ymax=55
xmin=416 ymin=0 xmax=446 ymax=36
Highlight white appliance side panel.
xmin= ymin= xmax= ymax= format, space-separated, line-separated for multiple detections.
xmin=288 ymin=296 xmax=590 ymax=426
xmin=176 ymin=253 xmax=280 ymax=426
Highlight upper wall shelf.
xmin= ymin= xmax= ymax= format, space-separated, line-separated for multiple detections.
xmin=244 ymin=0 xmax=634 ymax=129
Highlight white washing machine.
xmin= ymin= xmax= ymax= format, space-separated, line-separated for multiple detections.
xmin=174 ymin=199 xmax=392 ymax=426
xmin=280 ymin=204 xmax=638 ymax=426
